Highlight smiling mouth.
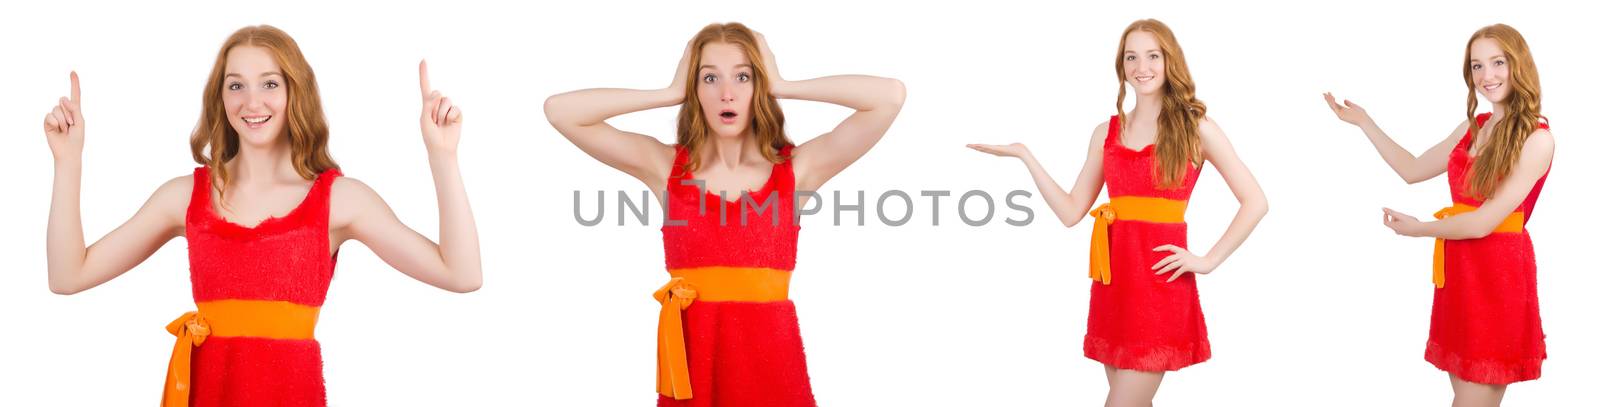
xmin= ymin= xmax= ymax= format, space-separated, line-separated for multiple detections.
xmin=242 ymin=115 xmax=272 ymax=128
xmin=1484 ymin=83 xmax=1503 ymax=91
xmin=1134 ymin=75 xmax=1155 ymax=83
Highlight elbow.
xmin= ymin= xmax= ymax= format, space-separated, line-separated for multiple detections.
xmin=447 ymin=272 xmax=483 ymax=294
xmin=542 ymin=96 xmax=564 ymax=127
xmin=1465 ymin=223 xmax=1496 ymax=240
xmin=49 ymin=281 xmax=83 ymax=296
xmin=1249 ymin=197 xmax=1269 ymax=219
xmin=885 ymin=78 xmax=907 ymax=109
xmin=1401 ymin=172 xmax=1428 ymax=185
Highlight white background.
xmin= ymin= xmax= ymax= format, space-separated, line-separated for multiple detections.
xmin=1 ymin=0 xmax=1594 ymax=405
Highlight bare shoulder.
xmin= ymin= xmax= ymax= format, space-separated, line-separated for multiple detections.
xmin=1197 ymin=116 xmax=1227 ymax=141
xmin=1089 ymin=120 xmax=1110 ymax=146
xmin=329 ymin=177 xmax=391 ymax=228
xmin=150 ymin=174 xmax=194 ymax=211
xmin=1523 ymin=128 xmax=1555 ymax=157
xmin=330 ymin=176 xmax=385 ymax=207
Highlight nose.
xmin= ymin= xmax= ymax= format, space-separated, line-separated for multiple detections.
xmin=720 ymin=85 xmax=735 ymax=103
xmin=245 ymin=88 xmax=267 ymax=110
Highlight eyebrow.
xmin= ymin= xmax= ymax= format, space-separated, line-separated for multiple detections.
xmin=223 ymin=71 xmax=285 ymax=79
xmin=1123 ymin=49 xmax=1161 ymax=54
xmin=698 ymin=64 xmax=755 ymax=70
xmin=1469 ymin=55 xmax=1506 ymax=62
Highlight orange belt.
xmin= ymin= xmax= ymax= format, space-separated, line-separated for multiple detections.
xmin=1088 ymin=197 xmax=1187 ymax=285
xmin=1432 ymin=204 xmax=1525 ymax=288
xmin=654 ymin=266 xmax=791 ymax=400
xmin=163 ymin=299 xmax=320 ymax=407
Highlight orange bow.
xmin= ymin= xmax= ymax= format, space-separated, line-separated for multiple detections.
xmin=654 ymin=278 xmax=697 ymax=400
xmin=1089 ymin=203 xmax=1117 ymax=284
xmin=1432 ymin=204 xmax=1525 ymax=289
xmin=162 ymin=312 xmax=209 ymax=407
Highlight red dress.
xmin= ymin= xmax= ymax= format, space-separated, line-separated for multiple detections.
xmin=182 ymin=166 xmax=340 ymax=406
xmin=1083 ymin=115 xmax=1212 ymax=371
xmin=658 ymin=145 xmax=815 ymax=406
xmin=1425 ymin=113 xmax=1549 ymax=384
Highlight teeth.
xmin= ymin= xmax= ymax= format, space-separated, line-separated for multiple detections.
xmin=243 ymin=116 xmax=270 ymax=124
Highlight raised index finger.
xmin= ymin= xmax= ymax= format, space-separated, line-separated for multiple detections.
xmin=419 ymin=60 xmax=431 ymax=100
xmin=70 ymin=71 xmax=81 ymax=103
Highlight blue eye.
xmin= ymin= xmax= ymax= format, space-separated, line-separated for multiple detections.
xmin=737 ymin=73 xmax=750 ymax=82
xmin=227 ymin=82 xmax=243 ymax=91
xmin=702 ymin=74 xmax=717 ymax=84
xmin=264 ymin=80 xmax=280 ymax=89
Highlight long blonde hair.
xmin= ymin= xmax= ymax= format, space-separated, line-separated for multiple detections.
xmin=1115 ymin=19 xmax=1206 ymax=189
xmin=1463 ymin=24 xmax=1542 ymax=199
xmin=676 ymin=22 xmax=792 ymax=172
xmin=190 ymin=25 xmax=338 ymax=200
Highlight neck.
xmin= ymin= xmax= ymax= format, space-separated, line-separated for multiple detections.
xmin=1129 ymin=90 xmax=1162 ymax=124
xmin=704 ymin=133 xmax=759 ymax=171
xmin=229 ymin=139 xmax=298 ymax=186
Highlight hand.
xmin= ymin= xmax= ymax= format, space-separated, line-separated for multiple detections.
xmin=966 ymin=143 xmax=1029 ymax=159
xmin=1382 ymin=207 xmax=1425 ymax=237
xmin=1151 ymin=245 xmax=1216 ymax=282
xmin=668 ymin=39 xmax=693 ymax=97
xmin=419 ymin=60 xmax=462 ymax=156
xmin=752 ymin=31 xmax=788 ymax=95
xmin=43 ymin=72 xmax=85 ymax=163
xmin=1323 ymin=92 xmax=1372 ymax=127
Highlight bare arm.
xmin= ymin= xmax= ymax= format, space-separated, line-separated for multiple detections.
xmin=1383 ymin=129 xmax=1554 ymax=239
xmin=542 ymin=44 xmax=687 ymax=193
xmin=331 ymin=61 xmax=483 ymax=293
xmin=767 ymin=31 xmax=907 ymax=191
xmin=45 ymin=72 xmax=188 ymax=294
xmin=966 ymin=121 xmax=1109 ymax=227
xmin=1324 ymin=92 xmax=1466 ymax=184
xmin=1153 ymin=118 xmax=1268 ymax=282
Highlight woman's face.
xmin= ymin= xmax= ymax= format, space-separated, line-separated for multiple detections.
xmin=696 ymin=42 xmax=755 ymax=139
xmin=222 ymin=45 xmax=288 ymax=147
xmin=1469 ymin=38 xmax=1511 ymax=104
xmin=1122 ymin=31 xmax=1166 ymax=96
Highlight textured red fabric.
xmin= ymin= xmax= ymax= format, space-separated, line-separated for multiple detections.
xmin=184 ymin=166 xmax=341 ymax=406
xmin=1083 ymin=115 xmax=1211 ymax=371
xmin=1425 ymin=113 xmax=1549 ymax=384
xmin=658 ymin=145 xmax=815 ymax=407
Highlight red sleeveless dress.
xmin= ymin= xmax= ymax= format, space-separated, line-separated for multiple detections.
xmin=182 ymin=166 xmax=340 ymax=406
xmin=1425 ymin=113 xmax=1549 ymax=384
xmin=1083 ymin=115 xmax=1212 ymax=371
xmin=657 ymin=145 xmax=815 ymax=406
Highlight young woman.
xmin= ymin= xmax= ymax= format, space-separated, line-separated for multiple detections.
xmin=969 ymin=19 xmax=1267 ymax=406
xmin=545 ymin=22 xmax=904 ymax=406
xmin=42 ymin=25 xmax=482 ymax=406
xmin=1324 ymin=23 xmax=1552 ymax=407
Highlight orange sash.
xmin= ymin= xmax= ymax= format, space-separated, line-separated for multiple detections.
xmin=1088 ymin=197 xmax=1188 ymax=284
xmin=1432 ymin=204 xmax=1525 ymax=288
xmin=654 ymin=266 xmax=791 ymax=400
xmin=163 ymin=300 xmax=319 ymax=407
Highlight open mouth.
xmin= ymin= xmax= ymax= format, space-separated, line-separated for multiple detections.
xmin=718 ymin=109 xmax=738 ymax=124
xmin=242 ymin=115 xmax=272 ymax=129
xmin=1483 ymin=83 xmax=1503 ymax=92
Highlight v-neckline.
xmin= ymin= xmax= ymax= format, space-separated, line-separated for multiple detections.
xmin=682 ymin=162 xmax=781 ymax=206
xmin=205 ymin=173 xmax=322 ymax=231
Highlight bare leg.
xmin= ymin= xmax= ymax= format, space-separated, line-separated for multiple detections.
xmin=1449 ymin=374 xmax=1507 ymax=407
xmin=1104 ymin=363 xmax=1165 ymax=407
